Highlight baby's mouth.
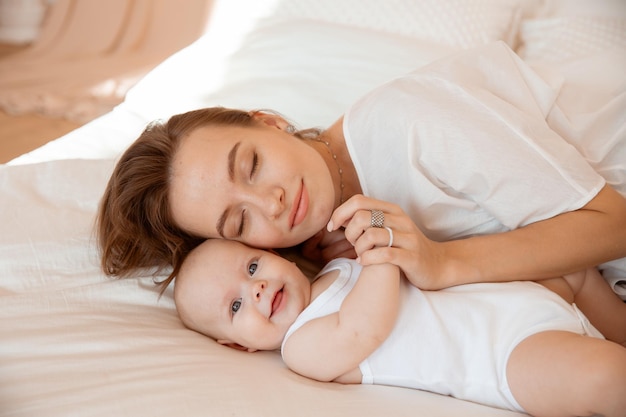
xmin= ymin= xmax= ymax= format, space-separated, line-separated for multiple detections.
xmin=270 ymin=288 xmax=284 ymax=317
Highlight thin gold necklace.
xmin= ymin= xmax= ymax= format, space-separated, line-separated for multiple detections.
xmin=315 ymin=137 xmax=345 ymax=204
xmin=287 ymin=124 xmax=345 ymax=204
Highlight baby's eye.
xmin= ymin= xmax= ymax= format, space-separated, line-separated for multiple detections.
xmin=231 ymin=299 xmax=242 ymax=315
xmin=248 ymin=261 xmax=258 ymax=276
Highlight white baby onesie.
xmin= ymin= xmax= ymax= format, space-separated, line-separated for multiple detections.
xmin=282 ymin=258 xmax=603 ymax=412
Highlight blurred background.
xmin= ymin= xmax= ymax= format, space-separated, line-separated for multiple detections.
xmin=0 ymin=0 xmax=214 ymax=162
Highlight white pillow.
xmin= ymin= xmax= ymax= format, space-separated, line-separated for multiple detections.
xmin=183 ymin=20 xmax=460 ymax=128
xmin=519 ymin=16 xmax=626 ymax=63
xmin=270 ymin=0 xmax=524 ymax=48
xmin=11 ymin=0 xmax=526 ymax=164
xmin=123 ymin=0 xmax=526 ymax=128
xmin=517 ymin=0 xmax=626 ymax=63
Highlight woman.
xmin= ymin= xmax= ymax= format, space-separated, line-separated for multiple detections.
xmin=98 ymin=41 xmax=626 ymax=294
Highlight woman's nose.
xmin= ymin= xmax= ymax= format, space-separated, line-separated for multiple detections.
xmin=257 ymin=186 xmax=285 ymax=218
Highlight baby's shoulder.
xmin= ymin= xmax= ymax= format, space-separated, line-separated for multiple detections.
xmin=310 ymin=268 xmax=341 ymax=302
xmin=310 ymin=258 xmax=359 ymax=300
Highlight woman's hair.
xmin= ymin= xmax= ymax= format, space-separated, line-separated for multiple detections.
xmin=97 ymin=107 xmax=260 ymax=292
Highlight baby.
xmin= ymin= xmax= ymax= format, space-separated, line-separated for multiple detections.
xmin=174 ymin=239 xmax=626 ymax=417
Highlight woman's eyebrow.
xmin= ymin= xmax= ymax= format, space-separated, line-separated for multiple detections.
xmin=216 ymin=141 xmax=242 ymax=237
xmin=216 ymin=210 xmax=228 ymax=238
xmin=227 ymin=141 xmax=241 ymax=181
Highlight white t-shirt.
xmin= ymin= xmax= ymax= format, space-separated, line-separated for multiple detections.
xmin=343 ymin=41 xmax=625 ymax=292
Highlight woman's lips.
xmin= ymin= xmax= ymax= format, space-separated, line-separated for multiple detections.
xmin=270 ymin=288 xmax=284 ymax=317
xmin=290 ymin=181 xmax=309 ymax=229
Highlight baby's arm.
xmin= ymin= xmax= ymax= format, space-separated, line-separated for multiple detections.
xmin=282 ymin=263 xmax=400 ymax=382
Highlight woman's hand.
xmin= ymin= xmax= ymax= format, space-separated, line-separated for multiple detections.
xmin=300 ymin=228 xmax=357 ymax=265
xmin=327 ymin=194 xmax=450 ymax=290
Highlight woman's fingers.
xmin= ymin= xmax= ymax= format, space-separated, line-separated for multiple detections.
xmin=352 ymin=226 xmax=397 ymax=255
xmin=327 ymin=194 xmax=450 ymax=290
xmin=328 ymin=194 xmax=414 ymax=255
xmin=358 ymin=235 xmax=449 ymax=291
xmin=329 ymin=195 xmax=407 ymax=248
xmin=327 ymin=194 xmax=400 ymax=232
xmin=342 ymin=209 xmax=377 ymax=244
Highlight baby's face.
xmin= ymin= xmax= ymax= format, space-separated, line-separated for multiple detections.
xmin=175 ymin=239 xmax=311 ymax=351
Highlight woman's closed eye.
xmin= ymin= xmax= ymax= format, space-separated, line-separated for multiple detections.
xmin=238 ymin=210 xmax=247 ymax=237
xmin=236 ymin=153 xmax=258 ymax=236
xmin=250 ymin=152 xmax=259 ymax=179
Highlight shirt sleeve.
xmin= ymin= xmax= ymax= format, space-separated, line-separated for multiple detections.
xmin=400 ymin=42 xmax=605 ymax=228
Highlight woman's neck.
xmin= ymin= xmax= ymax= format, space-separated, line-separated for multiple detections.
xmin=320 ymin=116 xmax=362 ymax=205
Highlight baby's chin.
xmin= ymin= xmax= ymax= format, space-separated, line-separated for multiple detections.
xmin=252 ymin=338 xmax=285 ymax=352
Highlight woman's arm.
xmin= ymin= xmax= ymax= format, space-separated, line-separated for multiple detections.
xmin=329 ymin=187 xmax=626 ymax=290
xmin=436 ymin=184 xmax=626 ymax=287
xmin=282 ymin=262 xmax=400 ymax=382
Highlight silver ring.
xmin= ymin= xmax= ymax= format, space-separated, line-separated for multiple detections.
xmin=370 ymin=209 xmax=384 ymax=228
xmin=384 ymin=226 xmax=393 ymax=247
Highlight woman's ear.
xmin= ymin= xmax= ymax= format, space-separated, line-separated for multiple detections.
xmin=250 ymin=112 xmax=291 ymax=132
xmin=217 ymin=339 xmax=257 ymax=353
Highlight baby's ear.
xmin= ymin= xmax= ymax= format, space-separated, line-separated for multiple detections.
xmin=217 ymin=339 xmax=257 ymax=353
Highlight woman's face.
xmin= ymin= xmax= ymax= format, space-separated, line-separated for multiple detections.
xmin=169 ymin=120 xmax=335 ymax=248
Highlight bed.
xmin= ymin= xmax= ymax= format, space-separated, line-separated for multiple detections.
xmin=2 ymin=1 xmax=625 ymax=416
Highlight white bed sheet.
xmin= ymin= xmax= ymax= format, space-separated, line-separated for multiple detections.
xmin=0 ymin=159 xmax=526 ymax=417
xmin=2 ymin=0 xmax=625 ymax=416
